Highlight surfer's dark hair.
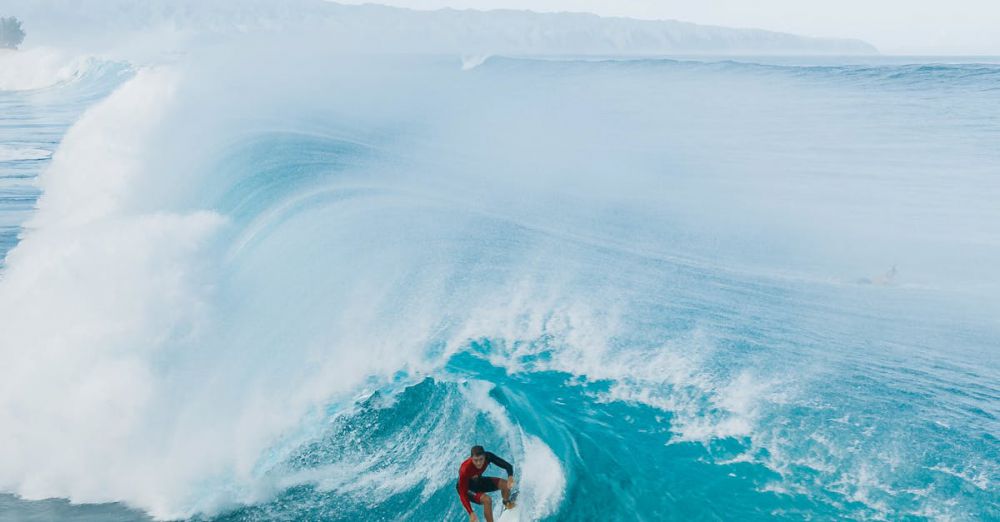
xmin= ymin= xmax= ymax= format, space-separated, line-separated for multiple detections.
xmin=471 ymin=445 xmax=486 ymax=457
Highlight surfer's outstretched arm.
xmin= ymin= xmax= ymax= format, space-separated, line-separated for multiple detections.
xmin=486 ymin=452 xmax=516 ymax=508
xmin=486 ymin=452 xmax=514 ymax=479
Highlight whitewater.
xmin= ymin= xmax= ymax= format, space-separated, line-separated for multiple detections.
xmin=1 ymin=11 xmax=999 ymax=522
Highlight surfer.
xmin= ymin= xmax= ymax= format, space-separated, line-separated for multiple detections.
xmin=456 ymin=445 xmax=516 ymax=521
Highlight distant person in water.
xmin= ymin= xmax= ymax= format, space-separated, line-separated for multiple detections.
xmin=457 ymin=445 xmax=516 ymax=522
xmin=857 ymin=265 xmax=898 ymax=286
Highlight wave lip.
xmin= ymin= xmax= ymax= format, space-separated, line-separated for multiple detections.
xmin=0 ymin=48 xmax=99 ymax=92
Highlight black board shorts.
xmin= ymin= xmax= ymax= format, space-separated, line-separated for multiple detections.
xmin=467 ymin=476 xmax=502 ymax=504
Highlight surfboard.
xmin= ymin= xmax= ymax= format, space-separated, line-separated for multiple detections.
xmin=498 ymin=490 xmax=520 ymax=521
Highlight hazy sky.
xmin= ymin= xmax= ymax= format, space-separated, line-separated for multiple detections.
xmin=336 ymin=0 xmax=1000 ymax=55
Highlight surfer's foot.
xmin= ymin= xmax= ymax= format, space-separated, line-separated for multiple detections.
xmin=503 ymin=500 xmax=516 ymax=509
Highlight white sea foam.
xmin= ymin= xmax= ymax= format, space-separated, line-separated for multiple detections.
xmin=461 ymin=54 xmax=492 ymax=71
xmin=0 ymin=67 xmax=230 ymax=518
xmin=0 ymin=48 xmax=93 ymax=91
xmin=0 ymin=146 xmax=52 ymax=162
xmin=450 ymin=291 xmax=784 ymax=445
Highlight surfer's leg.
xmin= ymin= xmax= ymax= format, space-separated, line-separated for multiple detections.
xmin=496 ymin=477 xmax=513 ymax=507
xmin=481 ymin=493 xmax=494 ymax=522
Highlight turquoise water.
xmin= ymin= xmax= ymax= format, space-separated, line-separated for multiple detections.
xmin=0 ymin=53 xmax=998 ymax=521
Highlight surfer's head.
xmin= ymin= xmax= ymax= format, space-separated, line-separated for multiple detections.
xmin=470 ymin=445 xmax=486 ymax=468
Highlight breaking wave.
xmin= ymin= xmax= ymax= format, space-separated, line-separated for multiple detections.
xmin=0 ymin=38 xmax=998 ymax=522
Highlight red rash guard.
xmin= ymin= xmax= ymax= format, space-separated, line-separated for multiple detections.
xmin=456 ymin=452 xmax=515 ymax=514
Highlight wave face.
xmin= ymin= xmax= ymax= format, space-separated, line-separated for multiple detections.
xmin=1 ymin=41 xmax=999 ymax=522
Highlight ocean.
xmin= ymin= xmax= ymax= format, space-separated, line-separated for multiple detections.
xmin=0 ymin=49 xmax=998 ymax=521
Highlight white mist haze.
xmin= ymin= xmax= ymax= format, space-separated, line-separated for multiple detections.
xmin=333 ymin=0 xmax=1000 ymax=55
xmin=2 ymin=0 xmax=877 ymax=60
